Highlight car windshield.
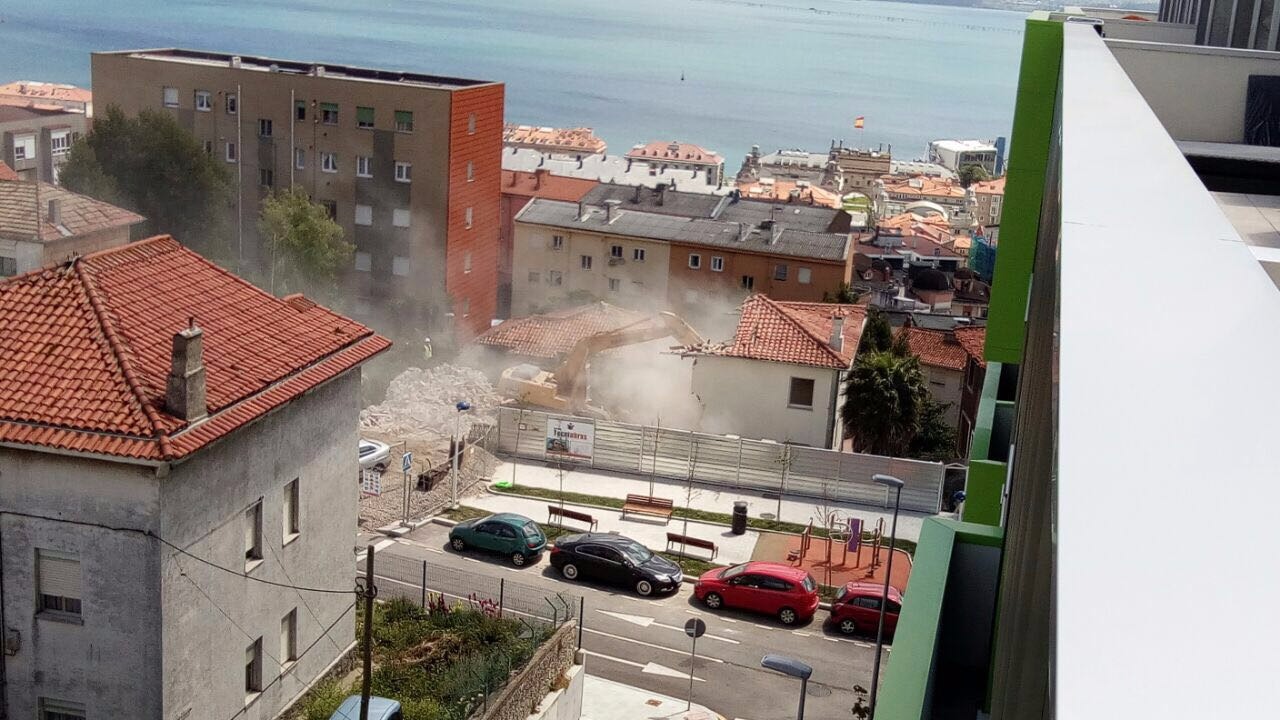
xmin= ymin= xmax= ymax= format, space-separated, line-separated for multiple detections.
xmin=802 ymin=575 xmax=816 ymax=593
xmin=359 ymin=444 xmax=373 ymax=456
xmin=620 ymin=542 xmax=652 ymax=565
xmin=720 ymin=563 xmax=749 ymax=579
xmin=521 ymin=521 xmax=542 ymax=538
xmin=835 ymin=584 xmax=850 ymax=601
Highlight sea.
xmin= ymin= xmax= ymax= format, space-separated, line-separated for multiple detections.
xmin=0 ymin=0 xmax=1026 ymax=167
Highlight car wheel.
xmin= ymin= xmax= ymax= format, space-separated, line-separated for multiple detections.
xmin=635 ymin=579 xmax=654 ymax=597
xmin=450 ymin=537 xmax=466 ymax=552
xmin=778 ymin=607 xmax=798 ymax=625
xmin=703 ymin=592 xmax=723 ymax=609
xmin=839 ymin=618 xmax=858 ymax=635
xmin=560 ymin=563 xmax=579 ymax=580
xmin=511 ymin=552 xmax=527 ymax=567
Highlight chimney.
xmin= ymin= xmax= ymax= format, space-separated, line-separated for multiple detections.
xmin=230 ymin=56 xmax=242 ymax=69
xmin=577 ymin=200 xmax=586 ymax=220
xmin=165 ymin=321 xmax=207 ymax=422
xmin=47 ymin=198 xmax=62 ymax=226
xmin=632 ymin=185 xmax=642 ymax=203
xmin=830 ymin=317 xmax=845 ymax=353
xmin=657 ymin=183 xmax=667 ymax=206
xmin=534 ymin=168 xmax=547 ymax=190
xmin=604 ymin=199 xmax=622 ymax=223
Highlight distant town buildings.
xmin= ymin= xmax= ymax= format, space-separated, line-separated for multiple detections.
xmin=927 ymin=139 xmax=1003 ymax=175
xmin=499 ymin=169 xmax=599 ymax=317
xmin=502 ymin=124 xmax=606 ymax=157
xmin=733 ymin=177 xmax=841 ymax=208
xmin=831 ymin=145 xmax=892 ymax=192
xmin=503 ymin=147 xmax=730 ymax=195
xmin=898 ymin=322 xmax=986 ymax=437
xmin=0 ymin=105 xmax=88 ymax=184
xmin=736 ymin=142 xmax=893 ymax=193
xmin=0 ymin=236 xmax=389 ymax=720
xmin=0 ymin=179 xmax=144 ymax=275
xmin=873 ymin=175 xmax=973 ymax=227
xmin=625 ymin=140 xmax=725 ymax=187
xmin=0 ymin=80 xmax=93 ymax=116
xmin=91 ymin=48 xmax=505 ymax=340
xmin=970 ymin=176 xmax=1007 ymax=226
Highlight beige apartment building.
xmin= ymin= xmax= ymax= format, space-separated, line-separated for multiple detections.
xmin=90 ymin=49 xmax=504 ymax=340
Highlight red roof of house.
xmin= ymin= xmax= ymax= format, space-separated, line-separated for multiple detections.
xmin=0 ymin=161 xmax=17 ymax=181
xmin=502 ymin=124 xmax=607 ymax=154
xmin=693 ymin=295 xmax=866 ymax=369
xmin=971 ymin=177 xmax=1006 ymax=195
xmin=0 ymin=236 xmax=390 ymax=462
xmin=0 ymin=180 xmax=144 ymax=242
xmin=953 ymin=326 xmax=987 ymax=368
xmin=626 ymin=140 xmax=722 ymax=164
xmin=900 ymin=326 xmax=986 ymax=371
xmin=473 ymin=302 xmax=647 ymax=360
xmin=501 ymin=170 xmax=598 ymax=203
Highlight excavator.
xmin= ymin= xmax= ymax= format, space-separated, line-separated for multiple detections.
xmin=497 ymin=311 xmax=703 ymax=417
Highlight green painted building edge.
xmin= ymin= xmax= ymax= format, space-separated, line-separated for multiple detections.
xmin=983 ymin=18 xmax=1062 ymax=365
xmin=962 ymin=461 xmax=1005 ymax=526
xmin=875 ymin=518 xmax=1003 ymax=718
xmin=968 ymin=361 xmax=1004 ymax=459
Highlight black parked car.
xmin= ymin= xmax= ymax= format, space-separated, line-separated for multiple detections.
xmin=550 ymin=533 xmax=683 ymax=596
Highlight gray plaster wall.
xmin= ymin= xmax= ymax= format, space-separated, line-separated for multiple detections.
xmin=0 ymin=450 xmax=163 ymax=719
xmin=160 ymin=371 xmax=360 ymax=720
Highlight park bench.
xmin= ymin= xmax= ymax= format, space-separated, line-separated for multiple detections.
xmin=547 ymin=504 xmax=598 ymax=532
xmin=665 ymin=532 xmax=718 ymax=560
xmin=621 ymin=494 xmax=675 ymax=523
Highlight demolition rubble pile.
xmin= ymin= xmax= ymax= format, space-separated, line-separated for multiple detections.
xmin=359 ymin=364 xmax=501 ymax=441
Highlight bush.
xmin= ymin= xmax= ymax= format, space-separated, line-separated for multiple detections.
xmin=400 ymin=697 xmax=447 ymax=720
xmin=300 ymin=678 xmax=347 ymax=720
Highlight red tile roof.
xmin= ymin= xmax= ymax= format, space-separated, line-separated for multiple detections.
xmin=503 ymin=124 xmax=607 ymax=154
xmin=882 ymin=175 xmax=966 ymax=200
xmin=971 ymin=177 xmax=1006 ymax=195
xmin=692 ymin=295 xmax=866 ymax=369
xmin=0 ymin=161 xmax=17 ymax=181
xmin=0 ymin=180 xmax=144 ymax=242
xmin=627 ymin=140 xmax=722 ymax=164
xmin=953 ymin=326 xmax=987 ymax=368
xmin=501 ymin=170 xmax=598 ymax=203
xmin=0 ymin=236 xmax=390 ymax=461
xmin=900 ymin=326 xmax=986 ymax=371
xmin=0 ymin=81 xmax=92 ymax=105
xmin=473 ymin=302 xmax=647 ymax=360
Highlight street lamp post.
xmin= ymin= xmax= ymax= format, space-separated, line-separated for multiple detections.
xmin=450 ymin=400 xmax=472 ymax=509
xmin=761 ymin=653 xmax=813 ymax=720
xmin=868 ymin=473 xmax=904 ymax=719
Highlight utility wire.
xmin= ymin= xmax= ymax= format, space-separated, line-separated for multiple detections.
xmin=268 ymin=538 xmax=343 ymax=652
xmin=174 ymin=554 xmax=286 ymax=671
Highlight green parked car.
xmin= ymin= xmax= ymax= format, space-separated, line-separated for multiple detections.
xmin=449 ymin=513 xmax=546 ymax=566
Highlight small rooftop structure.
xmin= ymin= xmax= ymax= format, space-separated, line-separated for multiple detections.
xmin=683 ymin=295 xmax=866 ymax=369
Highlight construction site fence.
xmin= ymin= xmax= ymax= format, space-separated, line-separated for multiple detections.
xmin=494 ymin=407 xmax=945 ymax=514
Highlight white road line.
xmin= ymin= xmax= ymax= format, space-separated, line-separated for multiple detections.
xmin=372 ymin=538 xmax=397 ymax=552
xmin=581 ymin=649 xmax=645 ymax=669
xmin=825 ymin=637 xmax=840 ymax=643
xmin=752 ymin=623 xmax=774 ymax=631
xmin=424 ymin=547 xmax=444 ymax=554
xmin=720 ymin=617 xmax=737 ymax=623
xmin=463 ymin=557 xmax=481 ymax=563
xmin=580 ymin=650 xmax=705 ymax=683
xmin=854 ymin=641 xmax=872 ymax=648
xmin=791 ymin=631 xmax=811 ymax=637
xmin=582 ymin=627 xmax=724 ymax=663
xmin=651 ymin=620 xmax=739 ymax=644
xmin=685 ymin=609 xmax=704 ymax=616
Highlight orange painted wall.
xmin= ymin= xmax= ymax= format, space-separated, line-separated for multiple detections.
xmin=446 ymin=84 xmax=504 ymax=340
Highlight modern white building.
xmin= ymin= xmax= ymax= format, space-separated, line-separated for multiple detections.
xmin=927 ymin=139 xmax=1000 ymax=175
xmin=0 ymin=236 xmax=390 ymax=720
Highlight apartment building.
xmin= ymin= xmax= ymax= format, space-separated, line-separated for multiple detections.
xmin=502 ymin=124 xmax=606 ymax=157
xmin=0 ymin=179 xmax=144 ymax=275
xmin=927 ymin=139 xmax=1000 ymax=175
xmin=0 ymin=236 xmax=389 ymax=720
xmin=0 ymin=105 xmax=88 ymax=184
xmin=832 ymin=145 xmax=892 ymax=192
xmin=625 ymin=140 xmax=724 ymax=186
xmin=878 ymin=14 xmax=1280 ymax=719
xmin=90 ymin=48 xmax=504 ymax=339
xmin=971 ymin=176 xmax=1006 ymax=226
xmin=498 ymin=169 xmax=598 ymax=318
xmin=873 ymin=174 xmax=974 ymax=226
xmin=0 ymin=81 xmax=93 ymax=116
xmin=736 ymin=143 xmax=892 ymax=193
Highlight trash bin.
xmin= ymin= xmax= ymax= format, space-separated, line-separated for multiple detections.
xmin=732 ymin=501 xmax=748 ymax=535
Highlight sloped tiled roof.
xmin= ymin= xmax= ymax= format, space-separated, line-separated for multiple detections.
xmin=627 ymin=140 xmax=722 ymax=164
xmin=689 ymin=295 xmax=866 ymax=369
xmin=0 ymin=81 xmax=92 ymax=105
xmin=953 ymin=326 xmax=987 ymax=368
xmin=971 ymin=177 xmax=1007 ymax=195
xmin=900 ymin=326 xmax=986 ymax=372
xmin=0 ymin=180 xmax=144 ymax=242
xmin=0 ymin=236 xmax=390 ymax=461
xmin=473 ymin=302 xmax=647 ymax=360
xmin=501 ymin=170 xmax=597 ymax=203
xmin=503 ymin=125 xmax=606 ymax=154
xmin=0 ymin=161 xmax=17 ymax=181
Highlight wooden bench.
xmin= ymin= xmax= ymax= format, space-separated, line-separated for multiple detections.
xmin=621 ymin=494 xmax=674 ymax=523
xmin=666 ymin=532 xmax=718 ymax=560
xmin=547 ymin=504 xmax=598 ymax=532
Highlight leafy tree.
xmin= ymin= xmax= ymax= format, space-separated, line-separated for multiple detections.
xmin=858 ymin=307 xmax=895 ymax=354
xmin=957 ymin=163 xmax=992 ymax=187
xmin=908 ymin=396 xmax=957 ymax=461
xmin=841 ymin=351 xmax=929 ymax=457
xmin=823 ymin=282 xmax=863 ymax=304
xmin=259 ymin=187 xmax=353 ymax=295
xmin=60 ymin=106 xmax=233 ymax=257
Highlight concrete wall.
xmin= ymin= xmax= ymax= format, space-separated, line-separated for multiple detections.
xmin=160 ymin=371 xmax=360 ymax=720
xmin=476 ymin=623 xmax=578 ymax=720
xmin=665 ymin=242 xmax=849 ymax=310
xmin=0 ymin=451 xmax=164 ymax=719
xmin=690 ymin=355 xmax=841 ymax=448
xmin=1108 ymin=39 xmax=1280 ymax=143
xmin=511 ymin=223 xmax=672 ymax=315
xmin=921 ymin=364 xmax=964 ymax=429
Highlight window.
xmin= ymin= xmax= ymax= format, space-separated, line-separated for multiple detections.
xmin=259 ymin=168 xmax=273 ymax=187
xmin=774 ymin=264 xmax=789 ymax=281
xmin=528 ymin=271 xmax=540 ymax=283
xmin=548 ymin=270 xmax=563 ymax=286
xmin=459 ymin=298 xmax=470 ymax=315
xmin=467 ymin=112 xmax=476 ymax=134
xmin=688 ymin=253 xmax=701 ymax=270
xmin=258 ymin=118 xmax=273 ymax=137
xmin=0 ymin=256 xmax=17 ymax=277
xmin=742 ymin=275 xmax=755 ymax=290
xmin=281 ymin=609 xmax=298 ymax=665
xmin=321 ymin=152 xmax=337 ymax=173
xmin=39 ymin=699 xmax=85 ymax=720
xmin=552 ymin=235 xmax=565 ymax=250
xmin=395 ymin=110 xmax=414 ymax=132
xmin=610 ymin=245 xmax=623 ymax=258
xmin=463 ymin=252 xmax=472 ymax=274
xmin=195 ymin=90 xmax=212 ymax=111
xmin=354 ymin=204 xmax=373 ymax=226
xmin=797 ymin=267 xmax=812 ymax=284
xmin=244 ymin=503 xmax=264 ymax=567
xmin=320 ymin=102 xmax=338 ymax=125
xmin=295 ymin=100 xmax=306 ymax=122
xmin=321 ymin=200 xmax=336 ymax=219
xmin=352 ymin=155 xmax=371 ymax=178
xmin=608 ymin=278 xmax=621 ymax=292
xmin=395 ymin=161 xmax=412 ymax=183
xmin=226 ymin=142 xmax=238 ymax=163
xmin=711 ymin=256 xmax=724 ymax=272
xmin=788 ymin=377 xmax=815 ymax=408
xmin=204 ymin=140 xmax=214 ymax=156
xmin=294 ymin=148 xmax=305 ymax=169
xmin=465 ymin=206 xmax=473 ymax=229
xmin=163 ymin=86 xmax=179 ymax=107
xmin=393 ymin=256 xmax=411 ymax=276
xmin=466 ymin=160 xmax=474 ymax=182
xmin=354 ymin=252 xmax=372 ymax=272
xmin=245 ymin=638 xmax=263 ymax=694
xmin=226 ymin=93 xmax=237 ymax=115
xmin=759 ymin=577 xmax=792 ymax=591
xmin=580 ymin=255 xmax=593 ymax=270
xmin=283 ymin=479 xmax=300 ymax=538
xmin=356 ymin=106 xmax=374 ymax=129
xmin=633 ymin=248 xmax=646 ymax=262
xmin=392 ymin=209 xmax=411 ymax=228
xmin=37 ymin=549 xmax=81 ymax=617
xmin=50 ymin=130 xmax=71 ymax=156
xmin=13 ymin=134 xmax=35 ymax=161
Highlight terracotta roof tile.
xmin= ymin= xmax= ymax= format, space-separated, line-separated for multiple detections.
xmin=627 ymin=140 xmax=721 ymax=164
xmin=503 ymin=125 xmax=606 ymax=154
xmin=0 ymin=161 xmax=17 ymax=181
xmin=501 ymin=170 xmax=598 ymax=203
xmin=472 ymin=302 xmax=647 ymax=360
xmin=0 ymin=236 xmax=390 ymax=461
xmin=953 ymin=326 xmax=987 ymax=368
xmin=0 ymin=180 xmax=144 ymax=242
xmin=691 ymin=295 xmax=866 ymax=369
xmin=900 ymin=326 xmax=986 ymax=371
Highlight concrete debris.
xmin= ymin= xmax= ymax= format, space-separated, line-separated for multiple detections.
xmin=359 ymin=364 xmax=500 ymax=441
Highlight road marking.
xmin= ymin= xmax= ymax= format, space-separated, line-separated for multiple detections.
xmin=463 ymin=557 xmax=481 ymax=563
xmin=752 ymin=623 xmax=774 ymax=631
xmin=580 ymin=650 xmax=704 ymax=683
xmin=825 ymin=637 xmax=840 ymax=643
xmin=597 ymin=609 xmax=654 ymax=627
xmin=685 ymin=609 xmax=704 ymax=616
xmin=854 ymin=641 xmax=872 ymax=648
xmin=651 ymin=620 xmax=739 ymax=644
xmin=720 ymin=617 xmax=737 ymax=623
xmin=424 ymin=547 xmax=444 ymax=554
xmin=648 ymin=601 xmax=666 ymax=607
xmin=582 ymin=627 xmax=724 ymax=663
xmin=791 ymin=631 xmax=811 ymax=637
xmin=372 ymin=538 xmax=397 ymax=552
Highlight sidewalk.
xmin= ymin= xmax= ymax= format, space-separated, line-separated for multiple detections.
xmin=491 ymin=458 xmax=931 ymax=542
xmin=583 ymin=674 xmax=725 ymax=720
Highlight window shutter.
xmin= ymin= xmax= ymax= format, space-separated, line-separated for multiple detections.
xmin=322 ymin=102 xmax=339 ymax=112
xmin=38 ymin=550 xmax=81 ymax=599
xmin=356 ymin=106 xmax=374 ymax=124
xmin=395 ymin=110 xmax=412 ymax=126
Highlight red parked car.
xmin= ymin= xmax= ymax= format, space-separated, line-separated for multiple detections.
xmin=829 ymin=582 xmax=903 ymax=637
xmin=694 ymin=561 xmax=820 ymax=625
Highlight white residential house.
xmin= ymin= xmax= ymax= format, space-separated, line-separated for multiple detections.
xmin=683 ymin=295 xmax=865 ymax=448
xmin=0 ymin=236 xmax=389 ymax=720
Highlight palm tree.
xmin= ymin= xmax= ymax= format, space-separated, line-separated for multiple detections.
xmin=841 ymin=351 xmax=929 ymax=456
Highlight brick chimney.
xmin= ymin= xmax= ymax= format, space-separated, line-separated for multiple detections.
xmin=47 ymin=198 xmax=62 ymax=226
xmin=604 ymin=199 xmax=622 ymax=223
xmin=830 ymin=316 xmax=845 ymax=353
xmin=534 ymin=168 xmax=548 ymax=190
xmin=657 ymin=183 xmax=667 ymax=206
xmin=165 ymin=321 xmax=207 ymax=422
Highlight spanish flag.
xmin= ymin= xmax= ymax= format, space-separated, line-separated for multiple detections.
xmin=854 ymin=116 xmax=865 ymax=129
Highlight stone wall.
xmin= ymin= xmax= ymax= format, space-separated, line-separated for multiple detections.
xmin=473 ymin=622 xmax=579 ymax=720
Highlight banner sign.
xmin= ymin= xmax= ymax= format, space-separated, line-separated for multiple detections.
xmin=847 ymin=518 xmax=863 ymax=553
xmin=545 ymin=417 xmax=595 ymax=462
xmin=361 ymin=468 xmax=383 ymax=497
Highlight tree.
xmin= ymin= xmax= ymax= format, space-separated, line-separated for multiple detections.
xmin=60 ymin=106 xmax=233 ymax=258
xmin=859 ymin=307 xmax=895 ymax=354
xmin=957 ymin=163 xmax=992 ymax=187
xmin=259 ymin=187 xmax=353 ymax=296
xmin=908 ymin=396 xmax=957 ymax=461
xmin=823 ymin=282 xmax=863 ymax=304
xmin=841 ymin=351 xmax=929 ymax=457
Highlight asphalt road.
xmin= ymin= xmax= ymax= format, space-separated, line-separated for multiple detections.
xmin=360 ymin=523 xmax=883 ymax=720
